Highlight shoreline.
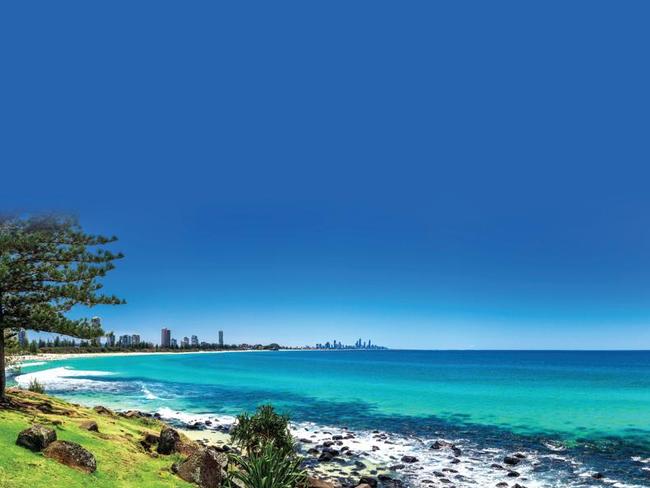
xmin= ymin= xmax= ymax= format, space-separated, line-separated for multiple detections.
xmin=14 ymin=349 xmax=265 ymax=365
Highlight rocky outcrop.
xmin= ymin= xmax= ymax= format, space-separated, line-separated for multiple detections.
xmin=43 ymin=440 xmax=97 ymax=473
xmin=93 ymin=405 xmax=114 ymax=416
xmin=16 ymin=424 xmax=57 ymax=451
xmin=174 ymin=447 xmax=227 ymax=488
xmin=79 ymin=420 xmax=99 ymax=432
xmin=157 ymin=427 xmax=182 ymax=454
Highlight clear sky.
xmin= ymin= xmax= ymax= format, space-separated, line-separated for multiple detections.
xmin=2 ymin=2 xmax=649 ymax=349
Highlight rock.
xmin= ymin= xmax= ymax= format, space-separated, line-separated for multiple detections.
xmin=43 ymin=440 xmax=97 ymax=473
xmin=430 ymin=440 xmax=444 ymax=449
xmin=452 ymin=446 xmax=462 ymax=457
xmin=507 ymin=470 xmax=520 ymax=478
xmin=158 ymin=427 xmax=181 ymax=455
xmin=504 ymin=455 xmax=521 ymax=466
xmin=318 ymin=449 xmax=338 ymax=462
xmin=592 ymin=472 xmax=604 ymax=479
xmin=140 ymin=433 xmax=160 ymax=451
xmin=16 ymin=424 xmax=57 ymax=452
xmin=93 ymin=405 xmax=114 ymax=416
xmin=401 ymin=455 xmax=418 ymax=463
xmin=175 ymin=447 xmax=227 ymax=488
xmin=358 ymin=476 xmax=377 ymax=487
xmin=496 ymin=483 xmax=508 ymax=487
xmin=308 ymin=478 xmax=336 ymax=488
xmin=79 ymin=420 xmax=99 ymax=432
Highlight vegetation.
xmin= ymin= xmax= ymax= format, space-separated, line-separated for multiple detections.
xmin=227 ymin=442 xmax=307 ymax=488
xmin=27 ymin=378 xmax=45 ymax=394
xmin=230 ymin=404 xmax=294 ymax=455
xmin=0 ymin=215 xmax=125 ymax=399
xmin=228 ymin=405 xmax=307 ymax=488
xmin=0 ymin=388 xmax=191 ymax=488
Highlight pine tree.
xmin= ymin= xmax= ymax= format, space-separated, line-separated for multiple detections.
xmin=0 ymin=215 xmax=125 ymax=399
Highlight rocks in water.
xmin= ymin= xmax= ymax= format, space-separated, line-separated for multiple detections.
xmin=318 ymin=448 xmax=339 ymax=462
xmin=400 ymin=455 xmax=418 ymax=463
xmin=43 ymin=440 xmax=97 ymax=473
xmin=592 ymin=472 xmax=604 ymax=479
xmin=430 ymin=440 xmax=444 ymax=449
xmin=496 ymin=483 xmax=508 ymax=487
xmin=93 ymin=405 xmax=114 ymax=416
xmin=451 ymin=446 xmax=462 ymax=457
xmin=174 ymin=447 xmax=227 ymax=488
xmin=504 ymin=455 xmax=522 ymax=466
xmin=507 ymin=470 xmax=520 ymax=478
xmin=157 ymin=427 xmax=182 ymax=454
xmin=16 ymin=424 xmax=57 ymax=451
xmin=79 ymin=420 xmax=99 ymax=432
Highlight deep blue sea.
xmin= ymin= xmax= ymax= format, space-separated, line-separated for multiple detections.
xmin=12 ymin=350 xmax=650 ymax=487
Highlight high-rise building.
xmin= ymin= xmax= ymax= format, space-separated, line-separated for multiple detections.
xmin=171 ymin=338 xmax=178 ymax=348
xmin=182 ymin=336 xmax=190 ymax=348
xmin=105 ymin=332 xmax=116 ymax=347
xmin=191 ymin=335 xmax=198 ymax=347
xmin=131 ymin=334 xmax=140 ymax=345
xmin=18 ymin=329 xmax=28 ymax=348
xmin=161 ymin=328 xmax=171 ymax=348
xmin=218 ymin=330 xmax=224 ymax=347
xmin=119 ymin=334 xmax=132 ymax=347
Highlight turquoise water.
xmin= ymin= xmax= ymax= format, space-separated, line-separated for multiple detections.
xmin=13 ymin=350 xmax=650 ymax=486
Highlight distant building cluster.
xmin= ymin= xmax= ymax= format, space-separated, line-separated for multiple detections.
xmin=314 ymin=338 xmax=386 ymax=350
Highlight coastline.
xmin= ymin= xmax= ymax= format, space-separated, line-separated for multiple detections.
xmin=11 ymin=351 xmax=650 ymax=487
xmin=15 ymin=349 xmax=263 ymax=365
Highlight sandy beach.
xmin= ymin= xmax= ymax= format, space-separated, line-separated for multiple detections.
xmin=14 ymin=349 xmax=261 ymax=365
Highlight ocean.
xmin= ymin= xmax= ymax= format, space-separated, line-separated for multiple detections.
xmin=11 ymin=350 xmax=650 ymax=487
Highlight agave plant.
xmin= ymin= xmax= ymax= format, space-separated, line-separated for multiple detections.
xmin=227 ymin=442 xmax=308 ymax=488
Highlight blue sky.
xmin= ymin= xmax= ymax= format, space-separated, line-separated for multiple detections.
xmin=2 ymin=2 xmax=650 ymax=349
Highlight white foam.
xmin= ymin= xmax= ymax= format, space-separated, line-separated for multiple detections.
xmin=156 ymin=407 xmax=236 ymax=429
xmin=19 ymin=361 xmax=47 ymax=367
xmin=14 ymin=367 xmax=119 ymax=392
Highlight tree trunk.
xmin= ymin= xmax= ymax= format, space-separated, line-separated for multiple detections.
xmin=0 ymin=330 xmax=5 ymax=401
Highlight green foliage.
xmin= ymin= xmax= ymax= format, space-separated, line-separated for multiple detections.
xmin=27 ymin=378 xmax=44 ymax=394
xmin=230 ymin=405 xmax=294 ymax=455
xmin=227 ymin=442 xmax=307 ymax=488
xmin=28 ymin=340 xmax=39 ymax=354
xmin=0 ymin=214 xmax=125 ymax=395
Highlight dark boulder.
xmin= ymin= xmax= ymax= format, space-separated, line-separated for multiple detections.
xmin=504 ymin=455 xmax=522 ymax=466
xmin=158 ymin=427 xmax=181 ymax=455
xmin=16 ymin=424 xmax=57 ymax=452
xmin=401 ymin=455 xmax=418 ymax=463
xmin=359 ymin=476 xmax=377 ymax=487
xmin=175 ymin=447 xmax=228 ymax=488
xmin=43 ymin=440 xmax=97 ymax=473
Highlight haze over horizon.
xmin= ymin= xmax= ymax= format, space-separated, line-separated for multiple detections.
xmin=3 ymin=2 xmax=649 ymax=350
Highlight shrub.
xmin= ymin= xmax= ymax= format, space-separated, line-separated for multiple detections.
xmin=27 ymin=378 xmax=45 ymax=394
xmin=227 ymin=442 xmax=307 ymax=488
xmin=230 ymin=404 xmax=294 ymax=455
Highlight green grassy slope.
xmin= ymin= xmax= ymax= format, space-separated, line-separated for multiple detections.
xmin=0 ymin=389 xmax=193 ymax=488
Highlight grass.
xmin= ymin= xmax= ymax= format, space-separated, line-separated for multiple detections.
xmin=0 ymin=388 xmax=193 ymax=488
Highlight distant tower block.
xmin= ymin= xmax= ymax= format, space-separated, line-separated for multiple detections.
xmin=161 ymin=328 xmax=171 ymax=348
xmin=219 ymin=330 xmax=224 ymax=347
